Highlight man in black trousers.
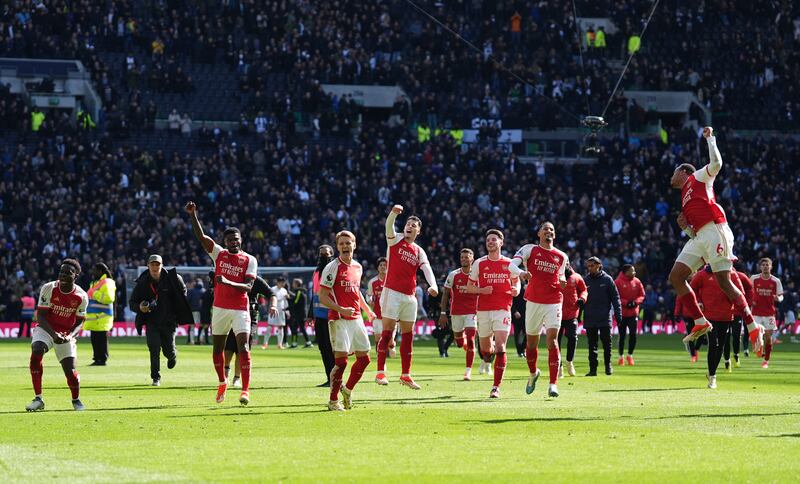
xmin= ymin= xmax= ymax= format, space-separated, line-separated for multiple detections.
xmin=583 ymin=257 xmax=623 ymax=376
xmin=309 ymin=245 xmax=335 ymax=387
xmin=130 ymin=254 xmax=194 ymax=386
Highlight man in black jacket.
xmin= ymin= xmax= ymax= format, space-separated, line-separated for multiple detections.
xmin=129 ymin=254 xmax=194 ymax=386
xmin=583 ymin=257 xmax=623 ymax=376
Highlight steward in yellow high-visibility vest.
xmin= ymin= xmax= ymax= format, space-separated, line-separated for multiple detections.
xmin=31 ymin=108 xmax=45 ymax=132
xmin=450 ymin=129 xmax=464 ymax=146
xmin=595 ymin=27 xmax=606 ymax=48
xmin=417 ymin=123 xmax=431 ymax=143
xmin=628 ymin=35 xmax=641 ymax=55
xmin=85 ymin=263 xmax=116 ymax=365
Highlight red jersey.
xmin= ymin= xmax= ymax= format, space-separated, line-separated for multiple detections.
xmin=209 ymin=243 xmax=257 ymax=311
xmin=615 ymin=274 xmax=646 ymax=317
xmin=384 ymin=235 xmax=430 ymax=295
xmin=737 ymin=270 xmax=754 ymax=306
xmin=750 ymin=274 xmax=784 ymax=317
xmin=512 ymin=244 xmax=568 ymax=304
xmin=366 ymin=275 xmax=385 ymax=319
xmin=320 ymin=257 xmax=364 ymax=320
xmin=469 ymin=255 xmax=518 ymax=312
xmin=680 ymin=166 xmax=727 ymax=232
xmin=36 ymin=281 xmax=89 ymax=333
xmin=560 ymin=273 xmax=588 ymax=320
xmin=444 ymin=268 xmax=479 ymax=315
xmin=691 ymin=270 xmax=744 ymax=321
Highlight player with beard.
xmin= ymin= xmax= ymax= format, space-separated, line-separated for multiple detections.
xmin=26 ymin=259 xmax=89 ymax=412
xmin=509 ymin=222 xmax=568 ymax=398
xmin=439 ymin=248 xmax=479 ymax=381
xmin=186 ymin=201 xmax=257 ymax=405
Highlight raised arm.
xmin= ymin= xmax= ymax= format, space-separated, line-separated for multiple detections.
xmin=700 ymin=127 xmax=722 ymax=179
xmin=184 ymin=201 xmax=215 ymax=253
xmin=386 ymin=205 xmax=402 ymax=239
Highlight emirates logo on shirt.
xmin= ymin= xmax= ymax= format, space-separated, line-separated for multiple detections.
xmin=482 ymin=273 xmax=509 ymax=284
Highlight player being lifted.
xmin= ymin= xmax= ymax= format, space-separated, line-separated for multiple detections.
xmin=375 ymin=205 xmax=438 ymax=389
xmin=750 ymin=258 xmax=784 ymax=368
xmin=668 ymin=127 xmax=764 ymax=354
xmin=439 ymin=248 xmax=479 ymax=381
xmin=318 ymin=231 xmax=376 ymax=410
xmin=26 ymin=259 xmax=89 ymax=412
xmin=509 ymin=222 xmax=568 ymax=398
xmin=467 ymin=229 xmax=520 ymax=398
xmin=186 ymin=201 xmax=257 ymax=405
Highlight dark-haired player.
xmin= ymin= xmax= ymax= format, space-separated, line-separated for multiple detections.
xmin=26 ymin=259 xmax=89 ymax=411
xmin=668 ymin=127 xmax=764 ymax=355
xmin=187 ymin=201 xmax=257 ymax=405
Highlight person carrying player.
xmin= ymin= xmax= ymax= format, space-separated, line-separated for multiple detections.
xmin=690 ymin=265 xmax=746 ymax=388
xmin=466 ymin=229 xmax=520 ymax=398
xmin=668 ymin=126 xmax=764 ymax=354
xmin=26 ymin=259 xmax=89 ymax=412
xmin=375 ymin=205 xmax=438 ymax=389
xmin=186 ymin=201 xmax=257 ymax=405
xmin=318 ymin=230 xmax=376 ymax=411
xmin=750 ymin=258 xmax=784 ymax=368
xmin=438 ymin=248 xmax=479 ymax=381
xmin=509 ymin=222 xmax=568 ymax=398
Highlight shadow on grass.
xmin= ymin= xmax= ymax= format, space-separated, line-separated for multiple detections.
xmin=646 ymin=411 xmax=800 ymax=420
xmin=87 ymin=385 xmax=311 ymax=392
xmin=475 ymin=417 xmax=596 ymax=424
xmin=170 ymin=408 xmax=329 ymax=418
xmin=0 ymin=404 xmax=196 ymax=414
xmin=597 ymin=387 xmax=697 ymax=392
xmin=758 ymin=433 xmax=800 ymax=438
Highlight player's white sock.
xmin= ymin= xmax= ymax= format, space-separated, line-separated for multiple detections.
xmin=276 ymin=330 xmax=284 ymax=347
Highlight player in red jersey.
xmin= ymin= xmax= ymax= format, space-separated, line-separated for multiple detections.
xmin=615 ymin=264 xmax=646 ymax=366
xmin=668 ymin=127 xmax=764 ymax=354
xmin=467 ymin=229 xmax=520 ymax=398
xmin=691 ymin=265 xmax=746 ymax=388
xmin=375 ymin=205 xmax=438 ymax=389
xmin=438 ymin=248 xmax=479 ymax=381
xmin=750 ymin=258 xmax=784 ymax=368
xmin=728 ymin=265 xmax=754 ymax=363
xmin=26 ymin=259 xmax=89 ymax=412
xmin=558 ymin=262 xmax=587 ymax=377
xmin=186 ymin=201 xmax=257 ymax=405
xmin=509 ymin=222 xmax=568 ymax=398
xmin=367 ymin=257 xmax=395 ymax=355
xmin=319 ymin=231 xmax=376 ymax=410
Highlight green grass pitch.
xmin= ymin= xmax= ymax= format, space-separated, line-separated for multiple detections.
xmin=1 ymin=336 xmax=799 ymax=483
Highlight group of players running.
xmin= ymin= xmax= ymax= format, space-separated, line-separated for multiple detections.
xmin=23 ymin=127 xmax=783 ymax=412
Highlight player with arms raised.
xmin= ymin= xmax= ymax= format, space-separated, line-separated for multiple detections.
xmin=668 ymin=127 xmax=764 ymax=354
xmin=186 ymin=201 xmax=257 ymax=405
xmin=318 ymin=230 xmax=376 ymax=410
xmin=750 ymin=258 xmax=784 ymax=368
xmin=466 ymin=229 xmax=520 ymax=398
xmin=508 ymin=222 xmax=568 ymax=398
xmin=26 ymin=259 xmax=89 ymax=412
xmin=438 ymin=248 xmax=479 ymax=381
xmin=375 ymin=205 xmax=438 ymax=389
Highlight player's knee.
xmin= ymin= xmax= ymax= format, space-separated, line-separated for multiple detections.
xmin=31 ymin=342 xmax=47 ymax=355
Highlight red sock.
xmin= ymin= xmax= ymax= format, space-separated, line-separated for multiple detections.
xmin=65 ymin=370 xmax=80 ymax=399
xmin=345 ymin=355 xmax=371 ymax=390
xmin=548 ymin=346 xmax=560 ymax=384
xmin=526 ymin=346 xmax=538 ymax=373
xmin=465 ymin=328 xmax=476 ymax=368
xmin=30 ymin=353 xmax=43 ymax=395
xmin=679 ymin=291 xmax=704 ymax=321
xmin=377 ymin=330 xmax=392 ymax=372
xmin=493 ymin=352 xmax=507 ymax=387
xmin=455 ymin=336 xmax=464 ymax=348
xmin=329 ymin=356 xmax=348 ymax=401
xmin=212 ymin=352 xmax=226 ymax=383
xmin=239 ymin=351 xmax=251 ymax=392
xmin=400 ymin=332 xmax=413 ymax=375
xmin=764 ymin=342 xmax=772 ymax=361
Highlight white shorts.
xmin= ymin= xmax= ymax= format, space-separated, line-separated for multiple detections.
xmin=754 ymin=315 xmax=777 ymax=331
xmin=477 ymin=310 xmax=511 ymax=338
xmin=451 ymin=314 xmax=477 ymax=333
xmin=372 ymin=318 xmax=383 ymax=335
xmin=525 ymin=302 xmax=563 ymax=335
xmin=267 ymin=310 xmax=286 ymax=327
xmin=212 ymin=307 xmax=251 ymax=336
xmin=330 ymin=318 xmax=371 ymax=353
xmin=676 ymin=222 xmax=736 ymax=272
xmin=32 ymin=326 xmax=77 ymax=362
xmin=380 ymin=287 xmax=417 ymax=322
